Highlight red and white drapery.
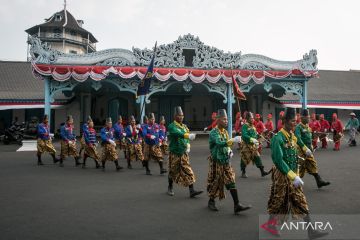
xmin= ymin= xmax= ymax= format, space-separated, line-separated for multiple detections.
xmin=32 ymin=63 xmax=318 ymax=83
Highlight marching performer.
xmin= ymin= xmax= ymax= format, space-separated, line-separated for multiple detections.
xmin=319 ymin=114 xmax=330 ymax=149
xmin=295 ymin=109 xmax=330 ymax=188
xmin=78 ymin=120 xmax=89 ymax=158
xmin=331 ymin=113 xmax=344 ymax=151
xmin=276 ymin=111 xmax=285 ymax=132
xmin=114 ymin=115 xmax=127 ymax=160
xmin=234 ymin=112 xmax=243 ymax=150
xmin=100 ymin=117 xmax=123 ymax=171
xmin=204 ymin=112 xmax=217 ymax=132
xmin=60 ymin=115 xmax=81 ymax=167
xmin=207 ymin=109 xmax=251 ymax=214
xmin=159 ymin=116 xmax=169 ymax=156
xmin=255 ymin=114 xmax=265 ymax=154
xmin=240 ymin=112 xmax=270 ymax=178
xmin=167 ymin=106 xmax=203 ymax=198
xmin=267 ymin=107 xmax=328 ymax=239
xmin=264 ymin=113 xmax=274 ymax=148
xmin=345 ymin=112 xmax=359 ymax=147
xmin=310 ymin=114 xmax=321 ymax=150
xmin=142 ymin=113 xmax=166 ymax=175
xmin=82 ymin=116 xmax=100 ymax=169
xmin=36 ymin=114 xmax=59 ymax=165
xmin=125 ymin=116 xmax=144 ymax=169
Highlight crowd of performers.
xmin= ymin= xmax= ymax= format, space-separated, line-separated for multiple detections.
xmin=35 ymin=107 xmax=359 ymax=239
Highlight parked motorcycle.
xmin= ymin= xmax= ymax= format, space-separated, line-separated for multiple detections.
xmin=3 ymin=123 xmax=25 ymax=145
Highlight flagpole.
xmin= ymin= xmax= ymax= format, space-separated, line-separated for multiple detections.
xmin=140 ymin=95 xmax=145 ymax=124
xmin=231 ymin=67 xmax=242 ymax=115
xmin=138 ymin=41 xmax=157 ymax=124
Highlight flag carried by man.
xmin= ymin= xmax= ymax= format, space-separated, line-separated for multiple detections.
xmin=231 ymin=70 xmax=246 ymax=100
xmin=137 ymin=42 xmax=157 ymax=97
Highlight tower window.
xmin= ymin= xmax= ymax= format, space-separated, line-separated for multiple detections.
xmin=69 ymin=50 xmax=77 ymax=54
xmin=55 ymin=14 xmax=62 ymax=21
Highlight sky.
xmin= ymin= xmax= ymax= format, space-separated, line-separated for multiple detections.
xmin=0 ymin=0 xmax=359 ymax=70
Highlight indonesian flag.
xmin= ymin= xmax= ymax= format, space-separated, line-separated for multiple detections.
xmin=231 ymin=71 xmax=246 ymax=100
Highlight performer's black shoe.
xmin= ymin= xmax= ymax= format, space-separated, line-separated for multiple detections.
xmin=167 ymin=186 xmax=174 ymax=196
xmin=229 ymin=188 xmax=251 ymax=214
xmin=94 ymin=160 xmax=100 ymax=169
xmin=234 ymin=204 xmax=251 ymax=214
xmin=114 ymin=161 xmax=123 ymax=171
xmin=189 ymin=185 xmax=203 ymax=198
xmin=146 ymin=170 xmax=152 ymax=175
xmin=308 ymin=228 xmax=329 ymax=240
xmin=190 ymin=190 xmax=203 ymax=198
xmin=51 ymin=154 xmax=59 ymax=163
xmin=127 ymin=164 xmax=132 ymax=169
xmin=241 ymin=170 xmax=248 ymax=178
xmin=37 ymin=154 xmax=44 ymax=165
xmin=260 ymin=167 xmax=270 ymax=177
xmin=159 ymin=162 xmax=167 ymax=174
xmin=75 ymin=157 xmax=81 ymax=166
xmin=312 ymin=173 xmax=330 ymax=188
xmin=58 ymin=158 xmax=64 ymax=167
xmin=208 ymin=199 xmax=218 ymax=211
xmin=82 ymin=164 xmax=86 ymax=169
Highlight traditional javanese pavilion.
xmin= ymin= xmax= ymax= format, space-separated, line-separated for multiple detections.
xmin=28 ymin=34 xmax=318 ymax=134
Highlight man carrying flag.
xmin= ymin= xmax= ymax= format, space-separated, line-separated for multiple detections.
xmin=137 ymin=42 xmax=157 ymax=123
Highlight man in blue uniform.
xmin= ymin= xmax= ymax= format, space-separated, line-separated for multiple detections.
xmin=142 ymin=113 xmax=166 ymax=175
xmin=60 ymin=115 xmax=80 ymax=167
xmin=36 ymin=114 xmax=59 ymax=165
xmin=114 ymin=115 xmax=127 ymax=161
xmin=82 ymin=116 xmax=100 ymax=169
xmin=100 ymin=117 xmax=123 ymax=171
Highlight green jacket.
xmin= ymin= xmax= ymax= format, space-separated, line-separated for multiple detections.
xmin=168 ymin=121 xmax=190 ymax=156
xmin=295 ymin=123 xmax=312 ymax=150
xmin=241 ymin=123 xmax=258 ymax=144
xmin=209 ymin=127 xmax=231 ymax=165
xmin=345 ymin=118 xmax=359 ymax=129
xmin=271 ymin=129 xmax=299 ymax=178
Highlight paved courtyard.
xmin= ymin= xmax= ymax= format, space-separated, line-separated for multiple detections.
xmin=0 ymin=137 xmax=359 ymax=240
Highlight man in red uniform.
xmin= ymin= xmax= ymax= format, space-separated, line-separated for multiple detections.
xmin=296 ymin=112 xmax=301 ymax=124
xmin=331 ymin=113 xmax=344 ymax=151
xmin=204 ymin=112 xmax=217 ymax=132
xmin=234 ymin=112 xmax=242 ymax=135
xmin=319 ymin=114 xmax=330 ymax=149
xmin=255 ymin=114 xmax=265 ymax=154
xmin=234 ymin=112 xmax=243 ymax=149
xmin=310 ymin=114 xmax=321 ymax=150
xmin=309 ymin=113 xmax=316 ymax=129
xmin=276 ymin=111 xmax=285 ymax=132
xmin=264 ymin=113 xmax=274 ymax=148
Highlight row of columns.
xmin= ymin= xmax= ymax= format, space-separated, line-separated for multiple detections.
xmin=43 ymin=77 xmax=308 ymax=134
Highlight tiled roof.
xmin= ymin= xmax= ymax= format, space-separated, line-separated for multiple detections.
xmin=0 ymin=61 xmax=68 ymax=101
xmin=279 ymin=70 xmax=360 ymax=102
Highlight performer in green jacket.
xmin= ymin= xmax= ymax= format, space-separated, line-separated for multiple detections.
xmin=295 ymin=109 xmax=330 ymax=188
xmin=167 ymin=106 xmax=203 ymax=198
xmin=207 ymin=109 xmax=251 ymax=214
xmin=267 ymin=107 xmax=328 ymax=239
xmin=240 ymin=112 xmax=270 ymax=178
